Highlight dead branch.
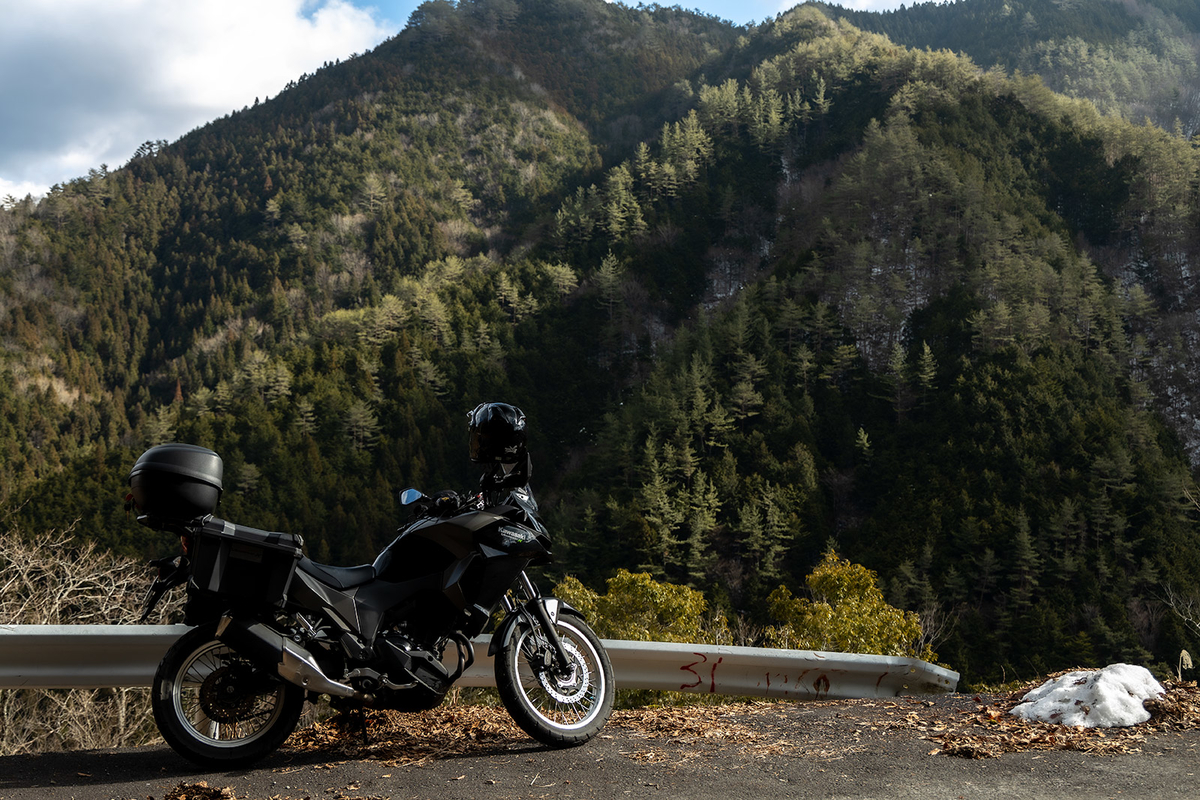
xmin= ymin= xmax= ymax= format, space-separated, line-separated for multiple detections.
xmin=0 ymin=522 xmax=179 ymax=754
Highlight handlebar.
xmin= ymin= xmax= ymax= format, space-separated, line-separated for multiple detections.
xmin=400 ymin=485 xmax=542 ymax=532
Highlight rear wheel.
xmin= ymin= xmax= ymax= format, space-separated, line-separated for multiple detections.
xmin=496 ymin=611 xmax=613 ymax=747
xmin=151 ymin=622 xmax=305 ymax=768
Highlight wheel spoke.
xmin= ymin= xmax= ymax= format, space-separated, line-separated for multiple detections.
xmin=170 ymin=640 xmax=286 ymax=748
xmin=509 ymin=619 xmax=609 ymax=733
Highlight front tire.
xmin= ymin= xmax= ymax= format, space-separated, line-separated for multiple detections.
xmin=496 ymin=611 xmax=614 ymax=747
xmin=152 ymin=622 xmax=305 ymax=768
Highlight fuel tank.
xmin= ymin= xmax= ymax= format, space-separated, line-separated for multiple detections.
xmin=366 ymin=507 xmax=550 ymax=641
xmin=372 ymin=507 xmax=549 ymax=583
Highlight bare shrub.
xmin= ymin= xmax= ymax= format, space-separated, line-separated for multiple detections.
xmin=1161 ymin=486 xmax=1200 ymax=643
xmin=0 ymin=523 xmax=175 ymax=755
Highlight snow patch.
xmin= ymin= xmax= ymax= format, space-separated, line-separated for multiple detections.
xmin=1009 ymin=664 xmax=1165 ymax=728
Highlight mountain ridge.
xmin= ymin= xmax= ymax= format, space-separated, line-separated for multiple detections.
xmin=2 ymin=0 xmax=1199 ymax=681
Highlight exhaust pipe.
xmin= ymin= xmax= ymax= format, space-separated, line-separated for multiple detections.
xmin=216 ymin=615 xmax=370 ymax=701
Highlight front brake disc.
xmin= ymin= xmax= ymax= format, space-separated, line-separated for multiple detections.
xmin=535 ymin=640 xmax=590 ymax=704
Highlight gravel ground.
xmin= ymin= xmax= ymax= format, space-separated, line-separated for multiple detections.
xmin=1 ymin=688 xmax=1198 ymax=800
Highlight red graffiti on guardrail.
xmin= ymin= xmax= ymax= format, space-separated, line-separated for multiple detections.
xmin=758 ymin=669 xmax=832 ymax=699
xmin=680 ymin=653 xmax=724 ymax=692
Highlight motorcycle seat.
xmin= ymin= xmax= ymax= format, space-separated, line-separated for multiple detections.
xmin=297 ymin=556 xmax=376 ymax=590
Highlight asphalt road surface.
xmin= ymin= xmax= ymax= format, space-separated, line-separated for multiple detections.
xmin=1 ymin=696 xmax=1197 ymax=800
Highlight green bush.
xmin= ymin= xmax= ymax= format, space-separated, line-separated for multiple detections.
xmin=554 ymin=568 xmax=727 ymax=644
xmin=765 ymin=548 xmax=932 ymax=661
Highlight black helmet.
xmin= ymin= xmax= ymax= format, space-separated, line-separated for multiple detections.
xmin=468 ymin=402 xmax=527 ymax=464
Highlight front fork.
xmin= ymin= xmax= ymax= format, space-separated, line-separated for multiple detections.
xmin=502 ymin=572 xmax=573 ymax=673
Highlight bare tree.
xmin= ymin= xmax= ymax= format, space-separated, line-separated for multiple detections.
xmin=914 ymin=600 xmax=960 ymax=663
xmin=1162 ymin=486 xmax=1200 ymax=641
xmin=1160 ymin=583 xmax=1200 ymax=640
xmin=0 ymin=524 xmax=177 ymax=755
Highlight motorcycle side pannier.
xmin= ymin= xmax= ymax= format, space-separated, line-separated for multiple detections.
xmin=190 ymin=518 xmax=303 ymax=608
xmin=128 ymin=443 xmax=223 ymax=521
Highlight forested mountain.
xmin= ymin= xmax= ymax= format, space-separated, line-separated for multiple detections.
xmin=3 ymin=0 xmax=1200 ymax=683
xmin=818 ymin=0 xmax=1200 ymax=136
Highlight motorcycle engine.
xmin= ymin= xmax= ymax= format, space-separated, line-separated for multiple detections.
xmin=353 ymin=632 xmax=446 ymax=711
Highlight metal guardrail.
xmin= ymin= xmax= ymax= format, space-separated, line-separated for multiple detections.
xmin=0 ymin=625 xmax=959 ymax=699
xmin=0 ymin=625 xmax=194 ymax=689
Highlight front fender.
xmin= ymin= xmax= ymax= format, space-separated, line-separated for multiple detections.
xmin=487 ymin=597 xmax=584 ymax=657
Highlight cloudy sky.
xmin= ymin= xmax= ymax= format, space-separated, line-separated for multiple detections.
xmin=0 ymin=0 xmax=923 ymax=201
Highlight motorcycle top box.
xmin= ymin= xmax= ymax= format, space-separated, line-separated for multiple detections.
xmin=128 ymin=443 xmax=223 ymax=522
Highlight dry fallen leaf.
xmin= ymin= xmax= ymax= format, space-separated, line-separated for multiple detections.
xmin=163 ymin=782 xmax=236 ymax=800
xmin=279 ymin=678 xmax=1200 ymax=769
xmin=889 ymin=677 xmax=1200 ymax=759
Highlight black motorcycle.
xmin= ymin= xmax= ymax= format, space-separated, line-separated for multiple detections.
xmin=129 ymin=438 xmax=614 ymax=767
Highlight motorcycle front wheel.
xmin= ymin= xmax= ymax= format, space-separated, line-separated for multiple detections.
xmin=496 ymin=611 xmax=614 ymax=747
xmin=151 ymin=622 xmax=305 ymax=768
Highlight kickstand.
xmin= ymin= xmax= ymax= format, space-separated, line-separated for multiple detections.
xmin=357 ymin=706 xmax=370 ymax=745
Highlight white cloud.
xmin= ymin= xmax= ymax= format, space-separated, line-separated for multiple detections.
xmin=0 ymin=0 xmax=392 ymax=199
xmin=0 ymin=178 xmax=45 ymax=204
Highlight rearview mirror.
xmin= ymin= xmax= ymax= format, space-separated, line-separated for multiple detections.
xmin=399 ymin=488 xmax=426 ymax=506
